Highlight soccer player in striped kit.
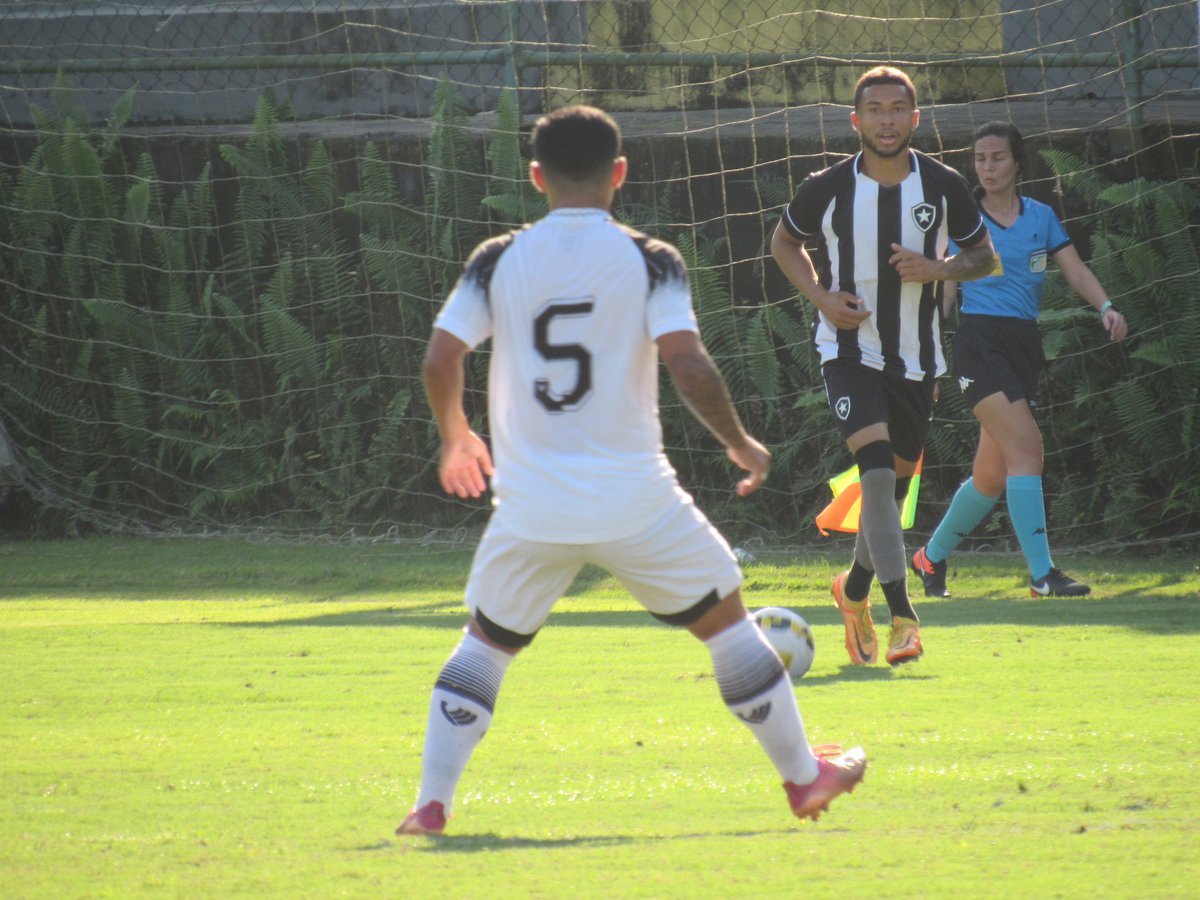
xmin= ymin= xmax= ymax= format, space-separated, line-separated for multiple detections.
xmin=771 ymin=66 xmax=995 ymax=666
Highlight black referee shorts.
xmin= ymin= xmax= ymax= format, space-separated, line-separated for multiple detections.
xmin=952 ymin=314 xmax=1044 ymax=410
xmin=821 ymin=360 xmax=934 ymax=462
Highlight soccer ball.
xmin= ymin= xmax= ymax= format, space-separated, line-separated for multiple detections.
xmin=753 ymin=606 xmax=815 ymax=679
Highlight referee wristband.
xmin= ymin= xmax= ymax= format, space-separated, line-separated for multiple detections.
xmin=1098 ymin=300 xmax=1113 ymax=315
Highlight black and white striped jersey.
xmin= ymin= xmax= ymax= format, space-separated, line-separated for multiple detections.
xmin=781 ymin=150 xmax=987 ymax=381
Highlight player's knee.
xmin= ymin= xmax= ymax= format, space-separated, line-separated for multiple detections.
xmin=652 ymin=588 xmax=722 ymax=628
xmin=854 ymin=439 xmax=894 ymax=473
xmin=470 ymin=611 xmax=535 ymax=653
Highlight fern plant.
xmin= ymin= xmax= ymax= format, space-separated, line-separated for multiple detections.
xmin=1038 ymin=149 xmax=1200 ymax=543
xmin=0 ymin=79 xmax=229 ymax=526
xmin=482 ymin=88 xmax=547 ymax=227
xmin=6 ymin=79 xmax=1194 ymax=547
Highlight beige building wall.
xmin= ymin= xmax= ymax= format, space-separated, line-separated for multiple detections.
xmin=543 ymin=0 xmax=1005 ymax=110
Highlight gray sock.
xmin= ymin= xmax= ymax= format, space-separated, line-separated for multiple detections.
xmin=858 ymin=467 xmax=906 ymax=584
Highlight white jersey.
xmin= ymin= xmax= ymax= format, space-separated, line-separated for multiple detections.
xmin=434 ymin=208 xmax=700 ymax=543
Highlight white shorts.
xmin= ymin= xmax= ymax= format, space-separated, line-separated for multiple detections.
xmin=464 ymin=496 xmax=743 ymax=641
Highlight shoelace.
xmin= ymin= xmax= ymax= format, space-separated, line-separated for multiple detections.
xmin=811 ymin=743 xmax=844 ymax=760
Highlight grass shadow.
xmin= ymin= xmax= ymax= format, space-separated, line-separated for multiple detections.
xmin=797 ymin=664 xmax=936 ymax=685
xmin=371 ymin=825 xmax=800 ymax=853
xmin=918 ymin=590 xmax=1197 ymax=635
xmin=212 ymin=586 xmax=1196 ymax=636
xmin=7 ymin=538 xmax=1194 ymax=637
xmin=217 ymin=607 xmax=658 ymax=630
xmin=371 ymin=833 xmax=637 ymax=852
xmin=787 ymin=587 xmax=1197 ymax=636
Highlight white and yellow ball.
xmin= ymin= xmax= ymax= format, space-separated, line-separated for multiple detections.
xmin=752 ymin=606 xmax=815 ymax=679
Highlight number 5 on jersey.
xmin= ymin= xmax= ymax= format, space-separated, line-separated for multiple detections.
xmin=533 ymin=300 xmax=595 ymax=413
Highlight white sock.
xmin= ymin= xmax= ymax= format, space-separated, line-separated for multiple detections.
xmin=415 ymin=632 xmax=515 ymax=812
xmin=706 ymin=618 xmax=819 ymax=785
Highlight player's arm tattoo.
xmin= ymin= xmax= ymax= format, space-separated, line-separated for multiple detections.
xmin=942 ymin=244 xmax=996 ymax=282
xmin=665 ymin=348 xmax=749 ymax=450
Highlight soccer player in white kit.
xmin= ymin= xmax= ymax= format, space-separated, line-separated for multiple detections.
xmin=398 ymin=105 xmax=865 ymax=836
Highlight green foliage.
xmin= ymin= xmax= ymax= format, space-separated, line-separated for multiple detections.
xmin=0 ymin=82 xmax=224 ymax=524
xmin=1038 ymin=149 xmax=1200 ymax=542
xmin=482 ymin=87 xmax=547 ymax=225
xmin=2 ymin=80 xmax=1197 ymax=548
xmin=1 ymin=84 xmax=465 ymax=531
xmin=426 ymin=78 xmax=489 ymax=289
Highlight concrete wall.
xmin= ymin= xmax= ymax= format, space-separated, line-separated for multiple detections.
xmin=2 ymin=1 xmax=1194 ymax=128
xmin=0 ymin=1 xmax=580 ymax=126
xmin=1002 ymin=0 xmax=1199 ymax=100
xmin=542 ymin=0 xmax=1004 ymax=111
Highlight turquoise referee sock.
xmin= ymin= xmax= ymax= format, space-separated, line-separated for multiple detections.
xmin=1007 ymin=475 xmax=1053 ymax=579
xmin=926 ymin=477 xmax=999 ymax=564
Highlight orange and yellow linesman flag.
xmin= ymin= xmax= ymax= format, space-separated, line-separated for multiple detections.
xmin=815 ymin=453 xmax=923 ymax=535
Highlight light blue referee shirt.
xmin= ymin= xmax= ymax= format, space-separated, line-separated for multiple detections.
xmin=950 ymin=196 xmax=1072 ymax=320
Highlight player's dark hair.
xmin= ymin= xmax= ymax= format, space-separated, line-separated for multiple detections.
xmin=853 ymin=66 xmax=917 ymax=108
xmin=531 ymin=105 xmax=622 ymax=182
xmin=972 ymin=120 xmax=1025 ymax=200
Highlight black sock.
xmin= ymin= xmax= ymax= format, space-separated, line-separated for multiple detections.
xmin=881 ymin=578 xmax=918 ymax=621
xmin=845 ymin=560 xmax=874 ymax=601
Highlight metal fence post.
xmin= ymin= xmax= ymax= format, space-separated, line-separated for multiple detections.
xmin=1122 ymin=0 xmax=1145 ymax=148
xmin=503 ymin=0 xmax=522 ymax=93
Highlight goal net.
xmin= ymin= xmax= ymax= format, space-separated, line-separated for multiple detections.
xmin=1 ymin=0 xmax=1197 ymax=552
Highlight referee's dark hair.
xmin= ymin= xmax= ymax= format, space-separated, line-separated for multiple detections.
xmin=532 ymin=105 xmax=622 ymax=183
xmin=853 ymin=65 xmax=917 ymax=109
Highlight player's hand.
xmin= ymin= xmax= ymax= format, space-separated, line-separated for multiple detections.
xmin=438 ymin=431 xmax=494 ymax=498
xmin=889 ymin=243 xmax=941 ymax=283
xmin=815 ymin=290 xmax=871 ymax=331
xmin=727 ymin=437 xmax=771 ymax=497
xmin=1102 ymin=307 xmax=1128 ymax=342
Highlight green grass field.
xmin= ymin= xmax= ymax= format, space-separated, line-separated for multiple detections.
xmin=2 ymin=537 xmax=1197 ymax=898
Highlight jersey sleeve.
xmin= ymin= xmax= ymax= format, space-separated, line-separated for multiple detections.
xmin=779 ymin=172 xmax=826 ymax=240
xmin=945 ymin=171 xmax=988 ymax=248
xmin=433 ymin=276 xmax=492 ymax=349
xmin=432 ymin=238 xmax=506 ymax=349
xmin=640 ymin=238 xmax=699 ymax=338
xmin=1045 ymin=206 xmax=1073 ymax=255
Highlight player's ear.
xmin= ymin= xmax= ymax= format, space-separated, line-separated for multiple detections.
xmin=911 ymin=107 xmax=920 ymax=130
xmin=850 ymin=110 xmax=861 ymax=133
xmin=611 ymin=156 xmax=628 ymax=190
xmin=529 ymin=160 xmax=548 ymax=194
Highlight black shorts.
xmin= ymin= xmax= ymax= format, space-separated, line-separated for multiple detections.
xmin=821 ymin=360 xmax=934 ymax=461
xmin=952 ymin=314 xmax=1044 ymax=410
